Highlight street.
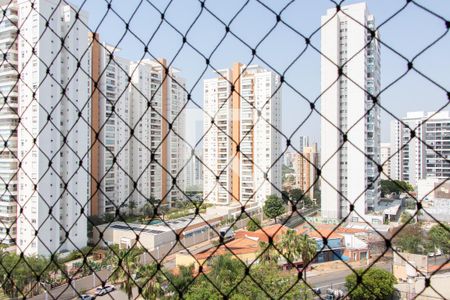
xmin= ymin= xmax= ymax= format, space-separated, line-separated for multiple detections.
xmin=307 ymin=260 xmax=392 ymax=297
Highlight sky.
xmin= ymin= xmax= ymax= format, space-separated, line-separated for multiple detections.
xmin=70 ymin=0 xmax=450 ymax=150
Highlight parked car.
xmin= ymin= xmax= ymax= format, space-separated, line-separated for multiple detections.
xmin=80 ymin=295 xmax=95 ymax=300
xmin=313 ymin=288 xmax=321 ymax=295
xmin=94 ymin=284 xmax=115 ymax=296
xmin=219 ymin=227 xmax=234 ymax=241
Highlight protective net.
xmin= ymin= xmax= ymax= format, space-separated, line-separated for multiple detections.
xmin=0 ymin=0 xmax=449 ymax=299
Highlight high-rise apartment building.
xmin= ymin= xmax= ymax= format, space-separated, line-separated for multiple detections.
xmin=320 ymin=3 xmax=381 ymax=221
xmin=129 ymin=59 xmax=186 ymax=209
xmin=89 ymin=42 xmax=187 ymax=215
xmin=292 ymin=143 xmax=319 ymax=200
xmin=390 ymin=111 xmax=450 ymax=185
xmin=16 ymin=0 xmax=90 ymax=256
xmin=89 ymin=36 xmax=132 ymax=215
xmin=299 ymin=136 xmax=310 ymax=152
xmin=380 ymin=143 xmax=391 ymax=180
xmin=203 ymin=63 xmax=282 ymax=205
xmin=184 ymin=152 xmax=203 ymax=191
xmin=0 ymin=0 xmax=19 ymax=247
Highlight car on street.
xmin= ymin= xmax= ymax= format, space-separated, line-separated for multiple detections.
xmin=94 ymin=284 xmax=115 ymax=296
xmin=79 ymin=295 xmax=95 ymax=300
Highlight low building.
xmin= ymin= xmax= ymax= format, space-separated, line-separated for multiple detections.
xmin=176 ymin=224 xmax=288 ymax=267
xmin=297 ymin=224 xmax=371 ymax=263
xmin=393 ymin=251 xmax=450 ymax=282
xmin=93 ymin=213 xmax=224 ymax=258
xmin=296 ymin=225 xmax=346 ymax=263
xmin=417 ymin=178 xmax=450 ymax=222
xmin=176 ymin=222 xmax=373 ymax=269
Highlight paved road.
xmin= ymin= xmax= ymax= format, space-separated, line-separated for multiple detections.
xmin=308 ymin=261 xmax=392 ymax=290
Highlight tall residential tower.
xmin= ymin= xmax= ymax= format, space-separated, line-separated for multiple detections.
xmin=16 ymin=0 xmax=90 ymax=256
xmin=0 ymin=0 xmax=19 ymax=247
xmin=320 ymin=3 xmax=381 ymax=221
xmin=390 ymin=111 xmax=450 ymax=185
xmin=203 ymin=63 xmax=282 ymax=205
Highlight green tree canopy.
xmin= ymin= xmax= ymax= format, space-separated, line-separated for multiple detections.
xmin=0 ymin=251 xmax=54 ymax=298
xmin=289 ymin=189 xmax=313 ymax=208
xmin=263 ymin=195 xmax=286 ymax=222
xmin=246 ymin=218 xmax=261 ymax=232
xmin=428 ymin=223 xmax=450 ymax=254
xmin=278 ymin=229 xmax=301 ymax=264
xmin=184 ymin=255 xmax=312 ymax=300
xmin=400 ymin=211 xmax=415 ymax=224
xmin=393 ymin=224 xmax=425 ymax=254
xmin=345 ymin=268 xmax=397 ymax=300
xmin=380 ymin=180 xmax=414 ymax=196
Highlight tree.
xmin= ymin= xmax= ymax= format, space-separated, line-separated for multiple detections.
xmin=298 ymin=234 xmax=316 ymax=281
xmin=257 ymin=241 xmax=280 ymax=265
xmin=246 ymin=218 xmax=261 ymax=232
xmin=281 ymin=190 xmax=290 ymax=204
xmin=135 ymin=263 xmax=166 ymax=299
xmin=278 ymin=229 xmax=300 ymax=266
xmin=0 ymin=251 xmax=53 ymax=298
xmin=168 ymin=264 xmax=195 ymax=296
xmin=184 ymin=254 xmax=311 ymax=300
xmin=108 ymin=246 xmax=142 ymax=298
xmin=380 ymin=180 xmax=413 ymax=197
xmin=142 ymin=197 xmax=157 ymax=217
xmin=400 ymin=211 xmax=414 ymax=224
xmin=345 ymin=268 xmax=397 ymax=300
xmin=128 ymin=200 xmax=137 ymax=216
xmin=263 ymin=195 xmax=285 ymax=223
xmin=393 ymin=224 xmax=424 ymax=254
xmin=428 ymin=224 xmax=450 ymax=255
xmin=289 ymin=189 xmax=313 ymax=208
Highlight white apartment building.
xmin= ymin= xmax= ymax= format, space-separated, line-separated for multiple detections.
xmin=320 ymin=3 xmax=381 ymax=221
xmin=0 ymin=1 xmax=19 ymax=246
xmin=203 ymin=63 xmax=282 ymax=206
xmin=16 ymin=0 xmax=90 ymax=256
xmin=390 ymin=111 xmax=450 ymax=185
xmin=129 ymin=59 xmax=186 ymax=209
xmin=380 ymin=142 xmax=391 ymax=180
xmin=89 ymin=37 xmax=132 ymax=216
xmin=299 ymin=135 xmax=310 ymax=152
xmin=183 ymin=152 xmax=203 ymax=191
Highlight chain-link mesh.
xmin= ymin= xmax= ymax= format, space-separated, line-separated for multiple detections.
xmin=0 ymin=0 xmax=449 ymax=299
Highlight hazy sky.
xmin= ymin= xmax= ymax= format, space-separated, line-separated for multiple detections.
xmin=70 ymin=0 xmax=449 ymax=150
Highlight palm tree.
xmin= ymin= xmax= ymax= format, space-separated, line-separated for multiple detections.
xmin=257 ymin=241 xmax=280 ymax=264
xmin=135 ymin=264 xmax=166 ymax=300
xmin=108 ymin=247 xmax=142 ymax=298
xmin=169 ymin=264 xmax=194 ymax=295
xmin=298 ymin=234 xmax=316 ymax=282
xmin=278 ymin=229 xmax=301 ymax=268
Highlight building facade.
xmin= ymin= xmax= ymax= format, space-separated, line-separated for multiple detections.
xmin=203 ymin=63 xmax=282 ymax=205
xmin=183 ymin=152 xmax=203 ymax=192
xmin=89 ymin=36 xmax=132 ymax=215
xmin=292 ymin=143 xmax=319 ymax=199
xmin=129 ymin=59 xmax=186 ymax=209
xmin=380 ymin=142 xmax=391 ymax=180
xmin=299 ymin=135 xmax=310 ymax=152
xmin=0 ymin=0 xmax=19 ymax=247
xmin=16 ymin=0 xmax=90 ymax=256
xmin=320 ymin=3 xmax=381 ymax=221
xmin=88 ymin=37 xmax=188 ymax=215
xmin=390 ymin=111 xmax=450 ymax=185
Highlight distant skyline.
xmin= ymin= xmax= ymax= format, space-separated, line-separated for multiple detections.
xmin=70 ymin=0 xmax=449 ymax=148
